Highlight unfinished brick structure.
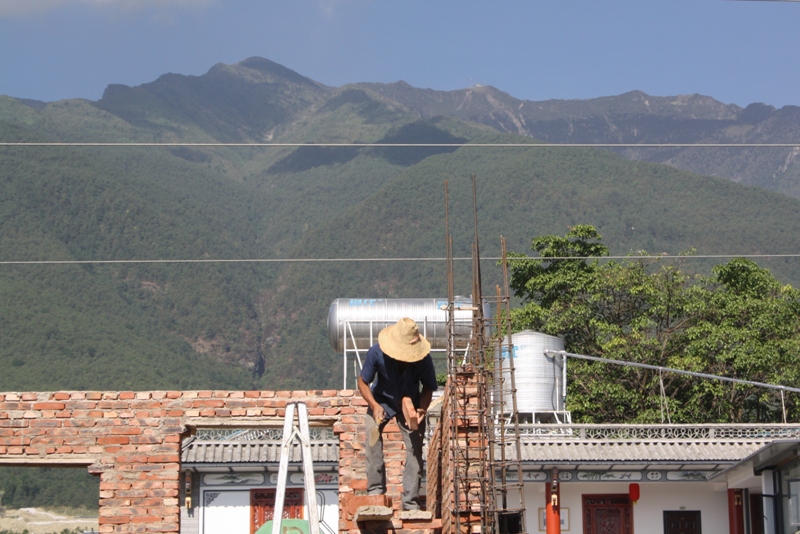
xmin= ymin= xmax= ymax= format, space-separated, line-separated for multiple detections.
xmin=0 ymin=389 xmax=446 ymax=534
xmin=426 ymin=372 xmax=486 ymax=534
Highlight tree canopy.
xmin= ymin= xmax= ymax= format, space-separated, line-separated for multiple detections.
xmin=508 ymin=225 xmax=800 ymax=423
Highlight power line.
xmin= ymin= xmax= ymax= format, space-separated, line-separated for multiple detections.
xmin=3 ymin=142 xmax=799 ymax=264
xmin=547 ymin=350 xmax=800 ymax=394
xmin=2 ymin=253 xmax=800 ymax=265
xmin=1 ymin=142 xmax=800 ymax=148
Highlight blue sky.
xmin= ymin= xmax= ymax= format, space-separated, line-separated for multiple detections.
xmin=1 ymin=0 xmax=798 ymax=108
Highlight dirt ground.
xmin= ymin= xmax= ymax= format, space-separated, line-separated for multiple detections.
xmin=0 ymin=507 xmax=99 ymax=534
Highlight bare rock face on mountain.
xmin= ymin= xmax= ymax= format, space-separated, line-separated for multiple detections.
xmin=357 ymin=82 xmax=800 ymax=198
xmin=83 ymin=56 xmax=800 ymax=198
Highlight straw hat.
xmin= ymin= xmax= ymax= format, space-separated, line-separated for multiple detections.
xmin=378 ymin=318 xmax=431 ymax=363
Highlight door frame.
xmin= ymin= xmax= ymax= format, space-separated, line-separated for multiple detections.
xmin=582 ymin=493 xmax=633 ymax=534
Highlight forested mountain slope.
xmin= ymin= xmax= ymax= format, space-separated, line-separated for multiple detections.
xmin=1 ymin=58 xmax=800 ymax=391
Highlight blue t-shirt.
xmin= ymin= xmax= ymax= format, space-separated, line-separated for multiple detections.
xmin=360 ymin=343 xmax=438 ymax=419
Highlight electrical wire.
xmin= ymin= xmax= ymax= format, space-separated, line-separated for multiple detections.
xmin=2 ymin=141 xmax=800 ymax=264
xmin=546 ymin=350 xmax=800 ymax=394
xmin=1 ymin=254 xmax=800 ymax=265
xmin=1 ymin=142 xmax=799 ymax=148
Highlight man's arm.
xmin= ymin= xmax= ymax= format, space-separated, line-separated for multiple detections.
xmin=357 ymin=376 xmax=385 ymax=423
xmin=416 ymin=355 xmax=437 ymax=419
xmin=416 ymin=385 xmax=434 ymax=419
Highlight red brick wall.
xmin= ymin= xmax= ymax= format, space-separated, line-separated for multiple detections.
xmin=0 ymin=389 xmax=414 ymax=534
xmin=427 ymin=374 xmax=485 ymax=534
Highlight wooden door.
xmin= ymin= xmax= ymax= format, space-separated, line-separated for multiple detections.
xmin=663 ymin=510 xmax=701 ymax=534
xmin=250 ymin=488 xmax=304 ymax=534
xmin=583 ymin=494 xmax=633 ymax=534
xmin=749 ymin=494 xmax=764 ymax=534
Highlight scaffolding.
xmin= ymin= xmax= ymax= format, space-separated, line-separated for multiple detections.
xmin=444 ymin=176 xmax=527 ymax=534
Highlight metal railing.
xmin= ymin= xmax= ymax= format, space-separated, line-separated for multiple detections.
xmin=514 ymin=423 xmax=800 ymax=441
xmin=194 ymin=427 xmax=336 ymax=441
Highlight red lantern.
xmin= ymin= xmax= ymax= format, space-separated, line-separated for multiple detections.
xmin=629 ymin=483 xmax=640 ymax=504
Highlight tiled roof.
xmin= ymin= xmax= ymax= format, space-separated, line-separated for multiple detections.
xmin=181 ymin=440 xmax=339 ymax=465
xmin=514 ymin=439 xmax=769 ymax=465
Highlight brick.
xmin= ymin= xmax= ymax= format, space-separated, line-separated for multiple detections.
xmin=30 ymin=420 xmax=61 ymax=428
xmin=147 ymin=454 xmax=180 ymax=463
xmin=147 ymin=506 xmax=180 ymax=516
xmin=98 ymin=516 xmax=130 ymax=524
xmin=350 ymin=479 xmax=368 ymax=491
xmin=98 ymin=436 xmax=130 ymax=445
xmin=110 ymin=427 xmax=142 ymax=436
xmin=191 ymin=400 xmax=224 ymax=408
xmin=130 ymin=480 xmax=164 ymax=490
xmin=116 ymin=454 xmax=150 ymax=463
xmin=33 ymin=402 xmax=65 ymax=410
xmin=146 ymin=522 xmax=180 ymax=532
xmin=130 ymin=515 xmax=162 ymax=523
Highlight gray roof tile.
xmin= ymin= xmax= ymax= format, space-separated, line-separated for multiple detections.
xmin=182 ymin=440 xmax=339 ymax=464
xmin=514 ymin=439 xmax=769 ymax=464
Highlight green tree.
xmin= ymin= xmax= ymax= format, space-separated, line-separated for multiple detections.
xmin=508 ymin=226 xmax=800 ymax=423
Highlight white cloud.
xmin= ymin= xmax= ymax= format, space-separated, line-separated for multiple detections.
xmin=0 ymin=0 xmax=214 ymax=19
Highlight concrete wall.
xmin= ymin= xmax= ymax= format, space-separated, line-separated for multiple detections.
xmin=524 ymin=481 xmax=730 ymax=534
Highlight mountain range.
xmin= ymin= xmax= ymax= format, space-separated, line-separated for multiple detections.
xmin=1 ymin=56 xmax=800 ymax=391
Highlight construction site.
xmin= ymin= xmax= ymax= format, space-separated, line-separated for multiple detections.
xmin=3 ymin=179 xmax=800 ymax=534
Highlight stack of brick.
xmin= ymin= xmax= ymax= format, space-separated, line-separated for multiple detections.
xmin=340 ymin=410 xmax=442 ymax=533
xmin=428 ymin=371 xmax=487 ymax=534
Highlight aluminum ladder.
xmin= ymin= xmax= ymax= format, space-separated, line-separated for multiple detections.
xmin=271 ymin=402 xmax=320 ymax=534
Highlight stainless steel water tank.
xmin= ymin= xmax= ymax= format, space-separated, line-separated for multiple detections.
xmin=496 ymin=330 xmax=565 ymax=414
xmin=327 ymin=298 xmax=478 ymax=353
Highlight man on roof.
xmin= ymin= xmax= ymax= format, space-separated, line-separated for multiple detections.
xmin=357 ymin=317 xmax=438 ymax=512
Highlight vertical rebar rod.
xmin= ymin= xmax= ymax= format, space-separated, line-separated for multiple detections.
xmin=444 ymin=180 xmax=462 ymax=534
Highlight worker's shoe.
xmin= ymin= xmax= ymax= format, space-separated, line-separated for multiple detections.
xmin=398 ymin=510 xmax=432 ymax=521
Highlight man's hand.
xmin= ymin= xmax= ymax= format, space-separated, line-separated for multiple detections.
xmin=358 ymin=375 xmax=385 ymax=424
xmin=416 ymin=408 xmax=426 ymax=419
xmin=373 ymin=404 xmax=386 ymax=424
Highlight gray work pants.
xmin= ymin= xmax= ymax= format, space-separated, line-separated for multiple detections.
xmin=365 ymin=412 xmax=425 ymax=511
